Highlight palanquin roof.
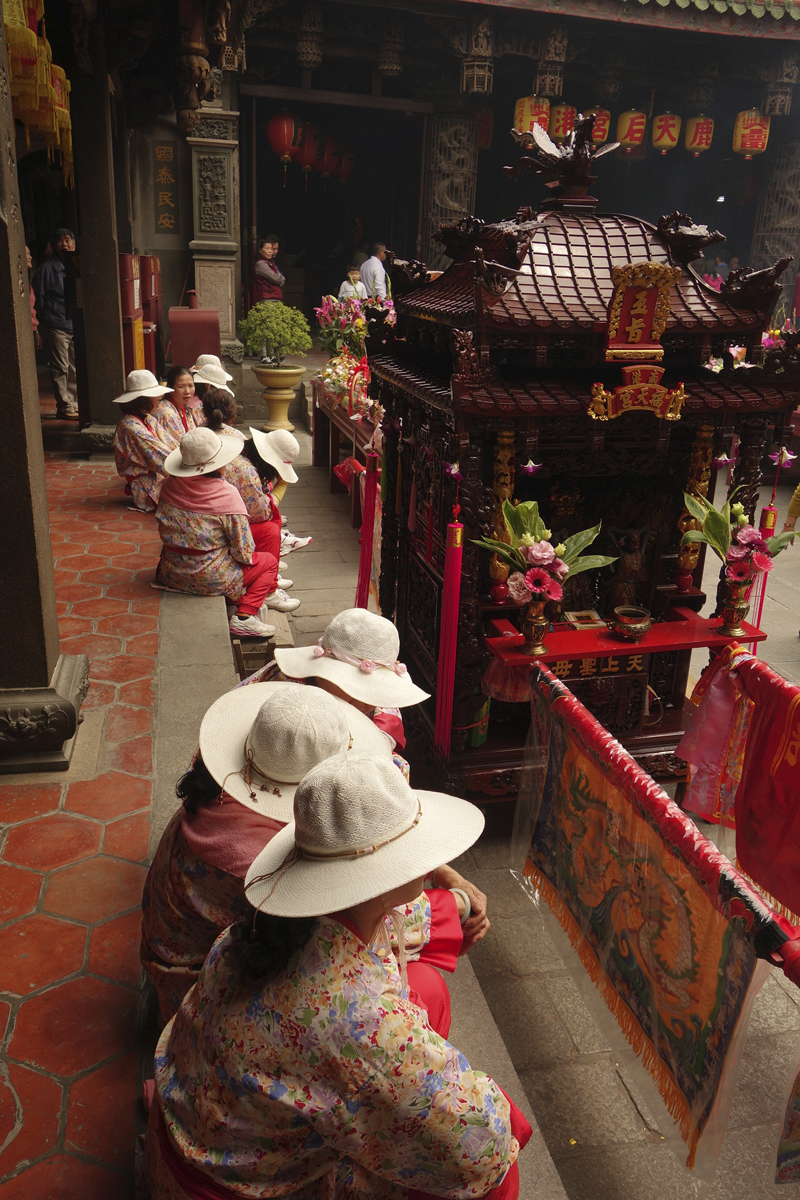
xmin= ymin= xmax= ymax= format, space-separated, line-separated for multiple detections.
xmin=399 ymin=211 xmax=763 ymax=337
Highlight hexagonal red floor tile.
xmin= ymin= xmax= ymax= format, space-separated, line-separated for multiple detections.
xmin=9 ymin=976 xmax=139 ymax=1076
xmin=105 ymin=706 xmax=152 ymax=742
xmin=88 ymin=655 xmax=153 ymax=684
xmin=0 ymin=865 xmax=42 ymax=922
xmin=0 ymin=915 xmax=86 ymax=995
xmin=44 ymin=856 xmax=146 ymax=924
xmin=0 ymin=1153 xmax=129 ymax=1199
xmin=0 ymin=783 xmax=61 ymax=826
xmin=0 ymin=1062 xmax=62 ymax=1176
xmin=66 ymin=772 xmax=150 ymax=820
xmin=3 ymin=813 xmax=101 ymax=871
xmin=88 ymin=911 xmax=143 ymax=987
xmin=103 ymin=813 xmax=150 ymax=865
xmin=117 ymin=678 xmax=154 ymax=708
xmin=106 ymin=736 xmax=152 ymax=776
xmin=65 ymin=1051 xmax=137 ymax=1166
xmin=59 ymin=633 xmax=124 ymax=660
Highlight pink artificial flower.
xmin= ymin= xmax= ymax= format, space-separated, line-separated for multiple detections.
xmin=525 ymin=541 xmax=555 ymax=566
xmin=543 ymin=577 xmax=564 ymax=602
xmin=726 ymin=545 xmax=749 ymax=561
xmin=736 ymin=525 xmax=762 ymax=546
xmin=524 ymin=566 xmax=551 ymax=593
xmin=552 ymin=557 xmax=569 ymax=580
xmin=725 ymin=562 xmax=752 ymax=583
xmin=507 ymin=572 xmax=532 ymax=605
xmin=750 ymin=550 xmax=775 ymax=574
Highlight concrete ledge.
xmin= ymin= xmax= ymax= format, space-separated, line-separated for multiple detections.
xmin=150 ymin=592 xmax=236 ymax=852
xmin=448 ymin=958 xmax=568 ymax=1200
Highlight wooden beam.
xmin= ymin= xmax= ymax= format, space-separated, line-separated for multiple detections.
xmin=239 ymin=82 xmax=433 ymax=114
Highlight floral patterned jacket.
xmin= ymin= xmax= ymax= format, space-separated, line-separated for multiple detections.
xmin=112 ymin=413 xmax=172 ymax=510
xmin=155 ymin=915 xmax=518 ymax=1198
xmin=152 ymin=399 xmax=206 ymax=450
xmin=155 ymin=502 xmax=254 ymax=599
xmin=221 ymin=454 xmax=275 ymax=524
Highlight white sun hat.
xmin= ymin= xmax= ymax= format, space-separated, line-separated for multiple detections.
xmin=199 ymin=682 xmax=391 ymax=821
xmin=191 ymin=353 xmax=233 ymax=382
xmin=275 ymin=609 xmax=429 ymax=708
xmin=193 ymin=361 xmax=234 ymax=396
xmin=249 ymin=427 xmax=299 ymax=485
xmin=245 ymin=751 xmax=484 ymax=915
xmin=112 ymin=369 xmax=170 ymax=404
xmin=164 ymin=428 xmax=243 ymax=477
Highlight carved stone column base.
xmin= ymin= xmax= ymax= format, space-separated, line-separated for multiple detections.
xmin=221 ymin=338 xmax=244 ymax=365
xmin=79 ymin=424 xmax=116 ymax=453
xmin=0 ymin=654 xmax=90 ymax=774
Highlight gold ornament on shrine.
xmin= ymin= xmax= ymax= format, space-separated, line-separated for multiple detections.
xmin=616 ymin=109 xmax=647 ymax=154
xmin=652 ymin=112 xmax=682 ymax=155
xmin=733 ymin=109 xmax=770 ymax=161
xmin=550 ymin=103 xmax=576 ymax=144
xmin=684 ymin=114 xmax=714 ymax=157
xmin=584 ymin=107 xmax=611 ymax=143
xmin=605 ymin=262 xmax=681 ymax=362
xmin=514 ymin=94 xmax=550 ymax=135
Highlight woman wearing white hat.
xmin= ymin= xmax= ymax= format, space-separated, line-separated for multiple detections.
xmin=155 ymin=428 xmax=279 ymax=638
xmin=250 ymin=428 xmax=313 ymax=556
xmin=190 ymin=358 xmax=234 ymax=398
xmin=152 ymin=365 xmax=206 ymax=449
xmin=111 ymin=370 xmax=173 ymax=512
xmin=146 ymin=753 xmax=531 ymax=1200
xmin=141 ymin=682 xmax=392 ymax=1024
xmin=191 ymin=353 xmax=233 ymax=382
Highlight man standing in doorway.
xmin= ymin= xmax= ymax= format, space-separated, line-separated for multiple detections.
xmin=33 ymin=228 xmax=79 ymax=420
xmin=360 ymin=242 xmax=388 ymax=299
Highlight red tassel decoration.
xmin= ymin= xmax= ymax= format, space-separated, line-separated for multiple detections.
xmin=408 ymin=469 xmax=417 ymax=533
xmin=748 ymin=504 xmax=778 ymax=654
xmin=434 ymin=520 xmax=464 ymax=759
xmin=426 ymin=488 xmax=434 ymax=563
xmin=355 ymin=454 xmax=379 ymax=609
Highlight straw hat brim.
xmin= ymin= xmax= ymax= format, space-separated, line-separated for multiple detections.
xmin=192 ymin=363 xmax=233 ymax=381
xmin=245 ymin=790 xmax=484 ymax=915
xmin=199 ymin=682 xmax=393 ymax=821
xmin=274 ymin=645 xmax=430 ymax=708
xmin=249 ymin=427 xmax=298 ymax=484
xmin=193 ymin=370 xmax=234 ymax=395
xmin=112 ymin=384 xmax=170 ymax=404
xmin=164 ymin=432 xmax=243 ymax=477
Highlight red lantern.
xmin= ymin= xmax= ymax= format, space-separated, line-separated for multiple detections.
xmin=652 ymin=112 xmax=681 ymax=155
xmin=685 ymin=114 xmax=714 ymax=157
xmin=733 ymin=109 xmax=770 ymax=161
xmin=318 ymin=133 xmax=343 ymax=179
xmin=584 ymin=107 xmax=611 ymax=143
xmin=336 ymin=144 xmax=356 ymax=184
xmin=298 ymin=122 xmax=324 ymax=189
xmin=616 ymin=109 xmax=647 ymax=154
xmin=550 ymin=104 xmax=576 ymax=144
xmin=266 ymin=111 xmax=303 ymax=185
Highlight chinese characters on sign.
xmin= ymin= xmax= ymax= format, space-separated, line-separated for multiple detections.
xmin=652 ymin=113 xmax=681 ymax=154
xmin=733 ymin=109 xmax=770 ymax=160
xmin=604 ymin=262 xmax=681 ymax=363
xmin=552 ymin=655 xmax=645 ymax=680
xmin=685 ymin=115 xmax=714 ymax=157
xmin=153 ymin=142 xmax=180 ymax=233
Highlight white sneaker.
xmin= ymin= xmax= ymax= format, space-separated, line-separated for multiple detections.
xmin=281 ymin=534 xmax=312 ymax=553
xmin=229 ymin=614 xmax=276 ymax=638
xmin=281 ymin=514 xmax=288 ymax=526
xmin=277 ymin=576 xmax=293 ymax=589
xmin=278 ymin=559 xmax=287 ymax=571
xmin=261 ymin=589 xmax=301 ymax=613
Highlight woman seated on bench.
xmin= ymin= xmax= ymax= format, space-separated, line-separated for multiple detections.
xmin=112 ymin=370 xmax=173 ymax=512
xmin=152 ymin=365 xmax=206 ymax=449
xmin=146 ymin=753 xmax=531 ymax=1200
xmin=154 ymin=427 xmax=278 ymax=639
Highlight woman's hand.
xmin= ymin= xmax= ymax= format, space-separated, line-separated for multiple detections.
xmin=433 ymin=864 xmax=490 ymax=954
xmin=782 ymin=520 xmax=796 ymax=536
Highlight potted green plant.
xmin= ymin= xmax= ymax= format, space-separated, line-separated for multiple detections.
xmin=239 ymin=302 xmax=313 ymax=431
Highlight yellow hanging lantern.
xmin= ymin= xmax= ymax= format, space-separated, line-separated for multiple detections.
xmin=584 ymin=107 xmax=611 ymax=143
xmin=4 ymin=0 xmax=39 ymax=103
xmin=652 ymin=112 xmax=681 ymax=155
xmin=684 ymin=114 xmax=714 ymax=158
xmin=513 ymin=94 xmax=550 ymax=135
xmin=550 ymin=103 xmax=576 ymax=144
xmin=616 ymin=109 xmax=647 ymax=153
xmin=733 ymin=109 xmax=770 ymax=161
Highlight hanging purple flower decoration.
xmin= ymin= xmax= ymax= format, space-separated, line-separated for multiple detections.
xmin=444 ymin=461 xmax=463 ymax=481
xmin=769 ymin=447 xmax=798 ymax=469
xmin=519 ymin=459 xmax=543 ymax=476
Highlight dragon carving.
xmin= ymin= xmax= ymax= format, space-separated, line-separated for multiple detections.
xmin=503 ymin=112 xmax=619 ymax=202
xmin=721 ymin=256 xmax=793 ymax=314
xmin=656 ymin=212 xmax=725 ymax=264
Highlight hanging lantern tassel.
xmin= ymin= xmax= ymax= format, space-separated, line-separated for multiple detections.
xmin=408 ymin=466 xmax=417 ymax=533
xmin=434 ymin=519 xmax=464 ymax=760
xmin=747 ymin=504 xmax=778 ymax=655
xmin=355 ymin=454 xmax=380 ymax=609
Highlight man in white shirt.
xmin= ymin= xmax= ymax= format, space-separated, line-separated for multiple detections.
xmin=338 ymin=266 xmax=368 ymax=300
xmin=359 ymin=242 xmax=388 ymax=299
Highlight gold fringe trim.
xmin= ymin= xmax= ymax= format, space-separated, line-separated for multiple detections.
xmin=525 ymin=861 xmax=700 ymax=1169
xmin=733 ymin=859 xmax=800 ymax=926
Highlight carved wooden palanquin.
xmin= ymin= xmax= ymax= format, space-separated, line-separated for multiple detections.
xmin=373 ymin=207 xmax=798 ymax=798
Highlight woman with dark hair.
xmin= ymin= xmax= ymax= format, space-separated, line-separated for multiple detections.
xmin=111 ymin=370 xmax=173 ymax=511
xmin=152 ymin=365 xmax=205 ymax=449
xmin=146 ymin=753 xmax=531 ymax=1200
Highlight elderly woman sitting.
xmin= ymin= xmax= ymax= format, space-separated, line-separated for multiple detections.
xmin=112 ymin=370 xmax=173 ymax=512
xmin=146 ymin=753 xmax=531 ymax=1199
xmin=152 ymin=365 xmax=206 ymax=448
xmin=154 ymin=427 xmax=279 ymax=638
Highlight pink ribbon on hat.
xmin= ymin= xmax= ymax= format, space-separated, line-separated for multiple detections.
xmin=312 ymin=638 xmax=408 ymax=676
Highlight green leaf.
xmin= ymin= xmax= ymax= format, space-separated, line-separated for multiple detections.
xmin=564 ymin=554 xmax=618 ymax=579
xmin=766 ymin=531 xmax=796 ymax=555
xmin=680 ymin=528 xmax=726 ymax=562
xmin=703 ymin=508 xmax=731 ymax=559
xmin=515 ymin=501 xmax=546 ymax=541
xmin=682 ymin=492 xmax=711 ymax=524
xmin=560 ymin=523 xmax=601 ymax=565
xmin=471 ymin=539 xmax=527 ymax=574
xmin=501 ymin=500 xmax=525 ymax=548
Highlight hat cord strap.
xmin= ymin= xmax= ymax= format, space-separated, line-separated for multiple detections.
xmin=222 ymin=744 xmax=283 ymax=803
xmin=312 ymin=639 xmax=409 ymax=677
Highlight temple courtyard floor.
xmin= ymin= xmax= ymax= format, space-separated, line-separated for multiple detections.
xmin=0 ymin=396 xmax=799 ymax=1199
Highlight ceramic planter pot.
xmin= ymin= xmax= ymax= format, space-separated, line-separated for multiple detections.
xmin=250 ymin=364 xmax=305 ymax=431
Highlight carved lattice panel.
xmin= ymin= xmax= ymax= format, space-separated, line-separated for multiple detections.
xmin=749 ymin=141 xmax=800 ymax=321
xmin=421 ymin=116 xmax=479 ymax=271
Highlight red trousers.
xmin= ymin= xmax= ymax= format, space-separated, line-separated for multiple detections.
xmin=237 ymin=551 xmax=278 ymax=615
xmin=250 ymin=516 xmax=282 ymax=560
xmin=406 ymin=961 xmax=451 ymax=1039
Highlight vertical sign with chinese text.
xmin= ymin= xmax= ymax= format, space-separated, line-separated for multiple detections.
xmin=153 ymin=142 xmax=179 ymax=233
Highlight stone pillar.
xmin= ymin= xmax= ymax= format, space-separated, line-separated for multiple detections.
xmin=70 ymin=25 xmax=127 ymax=428
xmin=189 ymin=88 xmax=243 ymax=364
xmin=0 ymin=24 xmax=88 ymax=771
xmin=420 ymin=114 xmax=479 ymax=271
